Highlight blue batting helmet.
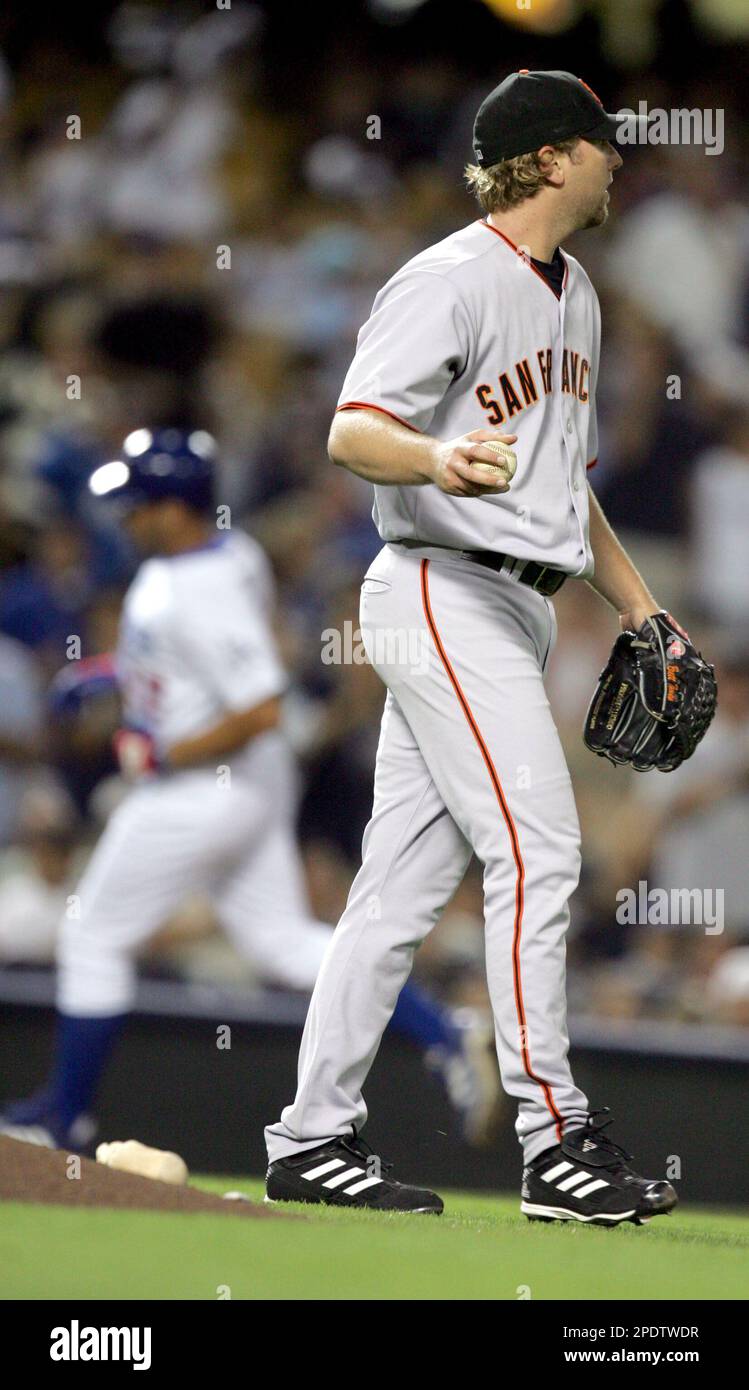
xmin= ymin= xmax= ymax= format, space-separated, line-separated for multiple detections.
xmin=88 ymin=428 xmax=216 ymax=512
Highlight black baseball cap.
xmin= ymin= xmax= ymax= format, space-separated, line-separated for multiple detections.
xmin=473 ymin=69 xmax=646 ymax=166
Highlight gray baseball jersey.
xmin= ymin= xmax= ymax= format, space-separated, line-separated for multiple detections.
xmin=337 ymin=217 xmax=600 ymax=574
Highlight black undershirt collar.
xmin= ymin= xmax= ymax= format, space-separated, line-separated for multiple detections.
xmin=530 ymin=247 xmax=565 ymax=298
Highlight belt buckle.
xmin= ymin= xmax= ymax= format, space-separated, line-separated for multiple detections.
xmin=501 ymin=555 xmax=519 ymax=580
xmin=531 ymin=565 xmax=549 ymax=592
xmin=542 ymin=567 xmax=567 ymax=596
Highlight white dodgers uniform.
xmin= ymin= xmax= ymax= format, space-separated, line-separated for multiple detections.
xmin=267 ymin=218 xmax=599 ymax=1164
xmin=57 ymin=531 xmax=332 ymax=1017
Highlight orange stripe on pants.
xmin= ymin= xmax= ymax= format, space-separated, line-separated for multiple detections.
xmin=419 ymin=557 xmax=563 ymax=1142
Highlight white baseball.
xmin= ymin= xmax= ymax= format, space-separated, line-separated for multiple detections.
xmin=473 ymin=440 xmax=517 ymax=481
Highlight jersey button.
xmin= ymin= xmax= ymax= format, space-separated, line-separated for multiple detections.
xmin=566 ymin=420 xmax=573 ymax=434
xmin=573 ymin=480 xmax=580 ymax=491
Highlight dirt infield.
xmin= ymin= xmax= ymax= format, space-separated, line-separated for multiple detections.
xmin=0 ymin=1136 xmax=290 ymax=1218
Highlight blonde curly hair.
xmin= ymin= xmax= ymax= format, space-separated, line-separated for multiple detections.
xmin=465 ymin=138 xmax=581 ymax=213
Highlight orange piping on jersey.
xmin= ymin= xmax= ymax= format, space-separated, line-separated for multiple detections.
xmin=419 ymin=558 xmax=565 ymax=1142
xmin=479 ymin=220 xmax=568 ymax=301
xmin=586 ymin=457 xmax=598 ymax=470
xmin=335 ymin=402 xmax=421 ymax=432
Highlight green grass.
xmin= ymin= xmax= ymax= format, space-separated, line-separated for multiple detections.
xmin=2 ymin=1179 xmax=748 ymax=1300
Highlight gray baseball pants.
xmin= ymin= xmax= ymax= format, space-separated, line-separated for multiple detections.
xmin=265 ymin=542 xmax=589 ymax=1165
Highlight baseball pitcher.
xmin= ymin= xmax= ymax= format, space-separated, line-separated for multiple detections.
xmin=265 ymin=71 xmax=715 ymax=1223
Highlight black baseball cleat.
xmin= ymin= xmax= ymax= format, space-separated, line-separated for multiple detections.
xmin=521 ymin=1109 xmax=678 ymax=1227
xmin=265 ymin=1134 xmax=444 ymax=1214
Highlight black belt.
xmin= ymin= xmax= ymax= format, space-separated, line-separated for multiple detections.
xmin=394 ymin=541 xmax=568 ymax=597
xmin=466 ymin=551 xmax=567 ymax=596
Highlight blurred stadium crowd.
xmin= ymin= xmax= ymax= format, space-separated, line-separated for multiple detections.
xmin=0 ymin=1 xmax=748 ymax=1033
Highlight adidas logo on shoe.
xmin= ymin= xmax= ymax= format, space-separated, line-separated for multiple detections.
xmin=520 ymin=1111 xmax=679 ymax=1228
xmin=266 ymin=1136 xmax=444 ymax=1214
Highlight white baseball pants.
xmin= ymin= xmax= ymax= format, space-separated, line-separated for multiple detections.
xmin=266 ymin=543 xmax=589 ymax=1165
xmin=57 ymin=741 xmax=332 ymax=1016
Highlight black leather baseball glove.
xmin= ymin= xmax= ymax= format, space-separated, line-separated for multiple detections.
xmin=583 ymin=611 xmax=717 ymax=772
